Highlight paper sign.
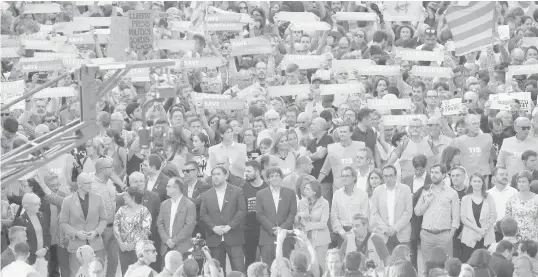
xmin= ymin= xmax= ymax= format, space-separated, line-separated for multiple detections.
xmin=292 ymin=22 xmax=331 ymax=31
xmin=367 ymin=99 xmax=412 ymax=110
xmin=62 ymin=58 xmax=85 ymax=68
xmin=68 ymin=33 xmax=109 ymax=45
xmin=274 ymin=12 xmax=318 ymax=22
xmin=441 ymin=98 xmax=464 ymax=115
xmin=19 ymin=59 xmax=63 ymax=72
xmin=157 ymin=40 xmax=195 ymax=51
xmin=128 ymin=11 xmax=154 ymax=51
xmin=491 ymin=92 xmax=533 ymax=112
xmin=508 ymin=64 xmax=538 ymax=76
xmin=320 ymin=83 xmax=365 ymax=95
xmin=334 ymin=12 xmax=377 ymax=21
xmin=410 ymin=66 xmax=454 ymax=78
xmin=34 ymin=52 xmax=77 ymax=59
xmin=205 ymin=13 xmax=251 ymax=23
xmin=267 ymin=85 xmax=310 ymax=97
xmin=39 ymin=24 xmax=54 ymax=34
xmin=520 ymin=37 xmax=538 ymax=48
xmin=194 ymin=93 xmax=231 ymax=107
xmin=230 ymin=37 xmax=271 ymax=56
xmin=76 ymin=2 xmax=96 ymax=6
xmin=89 ymin=58 xmax=115 ymax=65
xmin=204 ymin=22 xmax=243 ymax=31
xmin=179 ymin=57 xmax=226 ymax=69
xmin=512 ymin=92 xmax=533 ymax=112
xmin=280 ymin=55 xmax=323 ymax=69
xmin=74 ymin=16 xmax=112 ymax=27
xmin=23 ymin=3 xmax=61 ymax=14
xmin=126 ymin=68 xmax=150 ymax=82
xmin=332 ymin=59 xmax=376 ymax=71
xmin=34 ymin=86 xmax=77 ymax=98
xmin=498 ymin=25 xmax=510 ymax=40
xmin=383 ymin=114 xmax=427 ymax=126
xmin=107 ymin=16 xmax=129 ymax=62
xmin=1 ymin=80 xmax=25 ymax=109
xmin=1 ymin=36 xmax=21 ymax=47
xmin=357 ymin=65 xmax=400 ymax=76
xmin=94 ymin=29 xmax=111 ymax=35
xmin=236 ymin=84 xmax=262 ymax=101
xmin=203 ymin=98 xmax=245 ymax=110
xmin=395 ymin=48 xmax=444 ymax=62
xmin=0 ymin=47 xmax=20 ymax=58
xmin=22 ymin=40 xmax=56 ymax=51
xmin=383 ymin=1 xmax=423 ymax=21
xmin=169 ymin=21 xmax=191 ymax=31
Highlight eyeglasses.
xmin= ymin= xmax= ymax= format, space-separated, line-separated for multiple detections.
xmin=462 ymin=99 xmax=474 ymax=103
xmin=409 ymin=125 xmax=422 ymax=129
xmin=144 ymin=249 xmax=157 ymax=254
xmin=426 ymin=95 xmax=438 ymax=99
xmin=45 ymin=119 xmax=57 ymax=123
xmin=519 ymin=126 xmax=531 ymax=130
xmin=1 ymin=113 xmax=10 ymax=117
xmin=341 ymin=174 xmax=353 ymax=178
xmin=182 ymin=169 xmax=196 ymax=173
xmin=239 ymin=6 xmax=247 ymax=10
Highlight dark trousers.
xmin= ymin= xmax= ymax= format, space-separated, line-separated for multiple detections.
xmin=260 ymin=238 xmax=294 ymax=273
xmin=210 ymin=242 xmax=245 ymax=275
xmin=48 ymin=245 xmax=60 ymax=277
xmin=119 ymin=250 xmax=138 ymax=275
xmin=453 ymin=237 xmax=464 ymax=261
xmin=386 ymin=235 xmax=406 ymax=254
xmin=411 ymin=239 xmax=419 ymax=270
xmin=321 ymin=182 xmax=333 ymax=207
xmin=243 ymin=229 xmax=261 ymax=270
xmin=495 ymin=221 xmax=504 ymax=242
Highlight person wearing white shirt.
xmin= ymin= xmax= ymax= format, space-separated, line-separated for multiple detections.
xmin=487 ymin=166 xmax=518 ymax=242
xmin=355 ymin=148 xmax=373 ymax=192
xmin=1 ymin=242 xmax=38 ymax=277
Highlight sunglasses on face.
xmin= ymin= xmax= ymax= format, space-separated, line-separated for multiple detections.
xmin=520 ymin=126 xmax=531 ymax=130
xmin=1 ymin=113 xmax=10 ymax=117
xmin=462 ymin=99 xmax=473 ymax=103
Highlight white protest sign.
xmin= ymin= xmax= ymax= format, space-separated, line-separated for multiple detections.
xmin=498 ymin=25 xmax=510 ymax=40
xmin=67 ymin=33 xmax=109 ymax=45
xmin=508 ymin=64 xmax=538 ymax=76
xmin=203 ymin=98 xmax=245 ymax=110
xmin=94 ymin=29 xmax=111 ymax=35
xmin=23 ymin=3 xmax=61 ymax=14
xmin=292 ymin=22 xmax=331 ymax=31
xmin=332 ymin=59 xmax=376 ymax=71
xmin=410 ymin=66 xmax=454 ymax=78
xmin=491 ymin=92 xmax=533 ymax=112
xmin=357 ymin=65 xmax=400 ymax=76
xmin=22 ymin=40 xmax=56 ymax=51
xmin=383 ymin=114 xmax=427 ymax=126
xmin=205 ymin=13 xmax=252 ymax=23
xmin=334 ymin=12 xmax=377 ymax=21
xmin=39 ymin=24 xmax=54 ymax=34
xmin=76 ymin=1 xmax=96 ymax=6
xmin=19 ymin=59 xmax=64 ymax=72
xmin=34 ymin=86 xmax=77 ymax=98
xmin=521 ymin=37 xmax=538 ymax=48
xmin=274 ymin=12 xmax=318 ymax=22
xmin=62 ymin=58 xmax=85 ymax=69
xmin=267 ymin=85 xmax=310 ymax=97
xmin=395 ymin=48 xmax=444 ymax=62
xmin=231 ymin=37 xmax=272 ymax=56
xmin=320 ymin=83 xmax=365 ymax=95
xmin=1 ymin=80 xmax=25 ymax=109
xmin=128 ymin=11 xmax=154 ymax=52
xmin=34 ymin=52 xmax=77 ymax=59
xmin=2 ymin=36 xmax=21 ymax=47
xmin=157 ymin=40 xmax=195 ymax=52
xmin=367 ymin=98 xmax=412 ymax=110
xmin=194 ymin=93 xmax=231 ymax=107
xmin=0 ymin=47 xmax=20 ymax=58
xmin=236 ymin=84 xmax=262 ymax=101
xmin=178 ymin=57 xmax=226 ymax=69
xmin=441 ymin=98 xmax=464 ymax=115
xmin=89 ymin=58 xmax=116 ymax=65
xmin=383 ymin=1 xmax=423 ymax=21
xmin=107 ymin=16 xmax=129 ymax=62
xmin=204 ymin=22 xmax=243 ymax=31
xmin=169 ymin=21 xmax=191 ymax=32
xmin=126 ymin=68 xmax=150 ymax=82
xmin=280 ymin=55 xmax=323 ymax=69
xmin=512 ymin=92 xmax=533 ymax=112
xmin=74 ymin=16 xmax=112 ymax=27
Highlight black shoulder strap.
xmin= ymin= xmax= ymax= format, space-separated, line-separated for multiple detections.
xmin=358 ymin=232 xmax=372 ymax=255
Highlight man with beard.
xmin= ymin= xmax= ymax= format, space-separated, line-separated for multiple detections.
xmin=254 ymin=61 xmax=269 ymax=87
xmin=257 ymin=109 xmax=286 ymax=146
xmin=488 ymin=166 xmax=518 ymax=242
xmin=295 ymin=112 xmax=311 ymax=147
xmin=242 ymin=161 xmax=268 ymax=270
xmin=498 ymin=117 xmax=538 ymax=178
xmin=17 ymin=98 xmax=48 ymax=140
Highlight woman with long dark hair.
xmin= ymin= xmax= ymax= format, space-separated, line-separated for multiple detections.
xmin=187 ymin=133 xmax=210 ymax=179
xmin=100 ymin=129 xmax=128 ymax=179
xmin=466 ymin=249 xmax=496 ymax=277
xmin=243 ymin=128 xmax=261 ymax=161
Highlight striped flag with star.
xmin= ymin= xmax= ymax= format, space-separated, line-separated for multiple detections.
xmin=445 ymin=1 xmax=496 ymax=56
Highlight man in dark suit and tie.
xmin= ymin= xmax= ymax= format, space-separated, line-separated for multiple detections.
xmin=200 ymin=166 xmax=247 ymax=274
xmin=182 ymin=161 xmax=212 ymax=239
xmin=0 ymin=226 xmax=27 ymax=269
xmin=256 ymin=167 xmax=297 ymax=269
xmin=143 ymin=154 xmax=171 ymax=202
xmin=401 ymin=154 xmax=431 ymax=269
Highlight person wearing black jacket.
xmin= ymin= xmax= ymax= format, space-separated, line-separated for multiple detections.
xmin=489 ymin=240 xmax=515 ymax=277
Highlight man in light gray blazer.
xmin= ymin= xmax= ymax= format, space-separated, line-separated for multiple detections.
xmin=59 ymin=173 xmax=107 ymax=277
xmin=370 ymin=165 xmax=413 ymax=253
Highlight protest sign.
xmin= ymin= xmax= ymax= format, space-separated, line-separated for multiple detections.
xmin=74 ymin=16 xmax=112 ymax=27
xmin=205 ymin=13 xmax=252 ymax=23
xmin=39 ymin=24 xmax=54 ymax=33
xmin=22 ymin=40 xmax=56 ymax=51
xmin=128 ymin=11 xmax=154 ymax=51
xmin=498 ymin=25 xmax=510 ymax=40
xmin=194 ymin=93 xmax=231 ymax=107
xmin=332 ymin=59 xmax=376 ymax=71
xmin=94 ymin=29 xmax=111 ymax=35
xmin=62 ymin=58 xmax=85 ymax=69
xmin=441 ymin=98 xmax=464 ymax=115
xmin=19 ymin=59 xmax=64 ymax=72
xmin=267 ymin=85 xmax=310 ymax=97
xmin=334 ymin=12 xmax=377 ymax=21
xmin=76 ymin=1 xmax=95 ymax=6
xmin=383 ymin=1 xmax=423 ymax=21
xmin=204 ymin=22 xmax=244 ymax=31
xmin=179 ymin=57 xmax=226 ymax=69
xmin=507 ymin=64 xmax=538 ymax=76
xmin=0 ymin=47 xmax=20 ymax=58
xmin=35 ymin=52 xmax=77 ymax=59
xmin=273 ymin=12 xmax=318 ymax=22
xmin=203 ymin=98 xmax=245 ymax=110
xmin=89 ymin=58 xmax=116 ymax=65
xmin=230 ymin=37 xmax=272 ymax=56
xmin=357 ymin=65 xmax=400 ymax=76
xmin=126 ymin=68 xmax=150 ymax=82
xmin=280 ymin=55 xmax=323 ymax=69
xmin=107 ymin=16 xmax=129 ymax=62
xmin=410 ymin=66 xmax=454 ymax=78
xmin=292 ymin=22 xmax=331 ymax=31
xmin=1 ymin=81 xmax=25 ymax=109
xmin=395 ymin=48 xmax=444 ymax=62
xmin=520 ymin=37 xmax=538 ymax=48
xmin=236 ymin=84 xmax=262 ymax=101
xmin=1 ymin=36 xmax=21 ymax=47
xmin=157 ymin=40 xmax=195 ymax=52
xmin=320 ymin=83 xmax=365 ymax=96
xmin=383 ymin=114 xmax=427 ymax=126
xmin=512 ymin=92 xmax=533 ymax=112
xmin=491 ymin=92 xmax=533 ymax=112
xmin=34 ymin=87 xmax=77 ymax=98
xmin=169 ymin=21 xmax=191 ymax=32
xmin=68 ymin=33 xmax=109 ymax=45
xmin=367 ymin=98 xmax=412 ymax=110
xmin=23 ymin=3 xmax=61 ymax=14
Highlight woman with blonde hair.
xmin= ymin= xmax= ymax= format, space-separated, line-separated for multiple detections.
xmin=459 ymin=264 xmax=475 ymax=277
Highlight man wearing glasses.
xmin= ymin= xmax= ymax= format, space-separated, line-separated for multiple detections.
xmin=256 ymin=110 xmax=285 ymax=146
xmin=498 ymin=117 xmax=538 ymax=179
xmin=182 ymin=161 xmax=212 ymax=239
xmin=124 ymin=240 xmax=158 ymax=277
xmin=417 ymin=28 xmax=444 ymax=52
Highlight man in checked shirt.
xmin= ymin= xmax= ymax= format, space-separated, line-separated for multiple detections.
xmin=91 ymin=157 xmax=119 ymax=277
xmin=414 ymin=163 xmax=460 ymax=262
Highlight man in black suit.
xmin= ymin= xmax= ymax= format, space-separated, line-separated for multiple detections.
xmin=490 ymin=240 xmax=515 ymax=277
xmin=142 ymin=154 xmax=171 ymax=202
xmin=256 ymin=167 xmax=297 ymax=269
xmin=0 ymin=226 xmax=27 ymax=269
xmin=200 ymin=166 xmax=247 ymax=274
xmin=182 ymin=161 xmax=212 ymax=239
xmin=401 ymin=154 xmax=431 ymax=269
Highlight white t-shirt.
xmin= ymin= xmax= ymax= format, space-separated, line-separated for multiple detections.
xmin=1 ymin=260 xmax=38 ymax=276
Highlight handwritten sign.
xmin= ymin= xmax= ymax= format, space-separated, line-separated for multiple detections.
xmin=19 ymin=59 xmax=63 ymax=72
xmin=1 ymin=36 xmax=21 ymax=47
xmin=274 ymin=12 xmax=318 ymax=22
xmin=128 ymin=11 xmax=154 ymax=51
xmin=23 ymin=3 xmax=61 ymax=14
xmin=230 ymin=37 xmax=272 ymax=56
xmin=280 ymin=55 xmax=323 ymax=69
xmin=441 ymin=98 xmax=464 ymax=115
xmin=62 ymin=58 xmax=85 ymax=69
xmin=126 ymin=68 xmax=150 ymax=82
xmin=267 ymin=85 xmax=310 ymax=97
xmin=205 ymin=13 xmax=251 ymax=23
xmin=410 ymin=66 xmax=454 ymax=78
xmin=1 ymin=81 xmax=25 ymax=109
xmin=383 ymin=1 xmax=423 ymax=21
xmin=491 ymin=92 xmax=533 ymax=112
xmin=334 ymin=12 xmax=377 ymax=21
xmin=34 ymin=86 xmax=77 ymax=98
xmin=157 ymin=40 xmax=195 ymax=52
xmin=203 ymin=98 xmax=245 ymax=110
xmin=179 ymin=57 xmax=226 ymax=69
xmin=508 ymin=64 xmax=538 ymax=76
xmin=367 ymin=99 xmax=412 ymax=110
xmin=107 ymin=16 xmax=129 ymax=62
xmin=204 ymin=22 xmax=243 ymax=31
xmin=357 ymin=65 xmax=400 ymax=76
xmin=169 ymin=21 xmax=191 ymax=32
xmin=499 ymin=25 xmax=510 ymax=40
xmin=0 ymin=47 xmax=20 ymax=58
xmin=395 ymin=48 xmax=444 ymax=62
xmin=383 ymin=114 xmax=427 ymax=126
xmin=320 ymin=83 xmax=365 ymax=95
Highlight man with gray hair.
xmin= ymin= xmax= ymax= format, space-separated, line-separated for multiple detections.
xmin=498 ymin=117 xmax=538 ymax=178
xmin=256 ymin=109 xmax=286 ymax=146
xmin=295 ymin=112 xmax=312 ymax=147
xmin=155 ymin=251 xmax=182 ymax=277
xmin=124 ymin=240 xmax=158 ymax=277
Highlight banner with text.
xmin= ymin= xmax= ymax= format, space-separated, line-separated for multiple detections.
xmin=156 ymin=40 xmax=195 ymax=52
xmin=383 ymin=114 xmax=428 ymax=126
xmin=1 ymin=80 xmax=25 ymax=109
xmin=34 ymin=87 xmax=77 ymax=98
xmin=19 ymin=59 xmax=64 ymax=72
xmin=128 ymin=11 xmax=154 ymax=52
xmin=367 ymin=98 xmax=412 ymax=110
xmin=383 ymin=1 xmax=423 ymax=21
xmin=178 ymin=57 xmax=226 ymax=69
xmin=334 ymin=12 xmax=377 ymax=21
xmin=280 ymin=55 xmax=323 ymax=69
xmin=410 ymin=66 xmax=454 ymax=78
xmin=230 ymin=37 xmax=272 ymax=56
xmin=357 ymin=65 xmax=400 ymax=76
xmin=267 ymin=85 xmax=310 ymax=97
xmin=441 ymin=98 xmax=464 ymax=115
xmin=395 ymin=48 xmax=444 ymax=62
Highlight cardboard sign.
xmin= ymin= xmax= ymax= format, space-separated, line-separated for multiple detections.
xmin=383 ymin=1 xmax=423 ymax=21
xmin=1 ymin=80 xmax=25 ymax=109
xmin=203 ymin=98 xmax=245 ymax=110
xmin=334 ymin=12 xmax=377 ymax=21
xmin=520 ymin=37 xmax=538 ymax=48
xmin=34 ymin=86 xmax=77 ymax=98
xmin=498 ymin=25 xmax=510 ymax=40
xmin=128 ymin=11 xmax=154 ymax=51
xmin=410 ymin=66 xmax=454 ymax=78
xmin=320 ymin=83 xmax=365 ymax=95
xmin=292 ymin=22 xmax=331 ymax=31
xmin=74 ymin=16 xmax=112 ymax=27
xmin=230 ymin=37 xmax=271 ymax=56
xmin=0 ymin=47 xmax=20 ymax=58
xmin=367 ymin=98 xmax=412 ymax=110
xmin=22 ymin=40 xmax=56 ymax=51
xmin=19 ymin=59 xmax=63 ymax=72
xmin=274 ymin=12 xmax=318 ymax=22
xmin=267 ymin=85 xmax=310 ymax=97
xmin=441 ymin=98 xmax=464 ymax=115
xmin=107 ymin=16 xmax=130 ymax=62
xmin=395 ymin=48 xmax=444 ymax=62
xmin=508 ymin=64 xmax=538 ymax=76
xmin=179 ymin=57 xmax=226 ymax=69
xmin=383 ymin=114 xmax=427 ymax=126
xmin=126 ymin=68 xmax=150 ymax=82
xmin=332 ymin=59 xmax=376 ymax=71
xmin=194 ymin=93 xmax=231 ymax=107
xmin=204 ymin=22 xmax=243 ymax=31
xmin=280 ymin=55 xmax=323 ymax=69
xmin=357 ymin=65 xmax=400 ymax=76
xmin=68 ymin=33 xmax=109 ymax=45
xmin=23 ymin=3 xmax=61 ymax=14
xmin=156 ymin=40 xmax=195 ymax=52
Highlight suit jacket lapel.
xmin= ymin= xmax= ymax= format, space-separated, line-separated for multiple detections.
xmin=394 ymin=185 xmax=401 ymax=215
xmin=74 ymin=193 xmax=86 ymax=222
xmin=221 ymin=185 xmax=232 ymax=212
xmin=172 ymin=198 xmax=186 ymax=232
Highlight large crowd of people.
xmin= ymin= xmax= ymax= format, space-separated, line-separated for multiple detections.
xmin=2 ymin=1 xmax=538 ymax=277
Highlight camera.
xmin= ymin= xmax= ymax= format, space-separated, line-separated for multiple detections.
xmin=189 ymin=233 xmax=206 ymax=261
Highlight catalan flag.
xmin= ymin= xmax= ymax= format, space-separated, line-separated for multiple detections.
xmin=445 ymin=2 xmax=496 ymax=56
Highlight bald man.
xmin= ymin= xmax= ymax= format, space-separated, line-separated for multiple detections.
xmin=498 ymin=117 xmax=538 ymax=178
xmin=295 ymin=112 xmax=312 ymax=147
xmin=156 ymin=251 xmax=183 ymax=277
xmin=59 ymin=172 xmax=107 ymax=277
xmin=511 ymin=48 xmax=525 ymax=65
